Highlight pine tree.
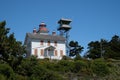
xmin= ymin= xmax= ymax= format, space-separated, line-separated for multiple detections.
xmin=69 ymin=41 xmax=84 ymax=57
xmin=0 ymin=21 xmax=25 ymax=69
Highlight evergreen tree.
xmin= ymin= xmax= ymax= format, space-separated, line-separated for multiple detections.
xmin=107 ymin=35 xmax=120 ymax=59
xmin=0 ymin=21 xmax=10 ymax=62
xmin=0 ymin=21 xmax=25 ymax=69
xmin=69 ymin=41 xmax=84 ymax=57
xmin=85 ymin=35 xmax=120 ymax=60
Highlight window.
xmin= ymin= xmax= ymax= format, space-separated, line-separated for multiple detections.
xmin=54 ymin=41 xmax=57 ymax=46
xmin=54 ymin=50 xmax=57 ymax=56
xmin=60 ymin=50 xmax=63 ymax=56
xmin=34 ymin=49 xmax=38 ymax=56
xmin=47 ymin=41 xmax=50 ymax=46
xmin=40 ymin=40 xmax=44 ymax=45
xmin=41 ymin=49 xmax=44 ymax=56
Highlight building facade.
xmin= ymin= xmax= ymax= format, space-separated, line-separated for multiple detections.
xmin=24 ymin=22 xmax=66 ymax=60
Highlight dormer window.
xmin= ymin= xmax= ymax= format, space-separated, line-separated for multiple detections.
xmin=40 ymin=40 xmax=44 ymax=45
xmin=54 ymin=41 xmax=57 ymax=46
xmin=47 ymin=41 xmax=50 ymax=46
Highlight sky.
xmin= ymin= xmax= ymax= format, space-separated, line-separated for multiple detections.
xmin=0 ymin=0 xmax=120 ymax=55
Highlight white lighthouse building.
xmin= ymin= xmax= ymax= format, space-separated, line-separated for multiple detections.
xmin=24 ymin=19 xmax=71 ymax=60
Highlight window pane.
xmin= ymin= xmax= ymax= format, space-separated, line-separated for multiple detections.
xmin=48 ymin=41 xmax=50 ymax=46
xmin=40 ymin=40 xmax=44 ymax=45
xmin=54 ymin=41 xmax=57 ymax=46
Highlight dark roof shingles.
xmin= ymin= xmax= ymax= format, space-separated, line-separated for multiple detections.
xmin=27 ymin=33 xmax=66 ymax=41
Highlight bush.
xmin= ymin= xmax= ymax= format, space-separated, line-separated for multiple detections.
xmin=15 ymin=74 xmax=28 ymax=80
xmin=0 ymin=74 xmax=6 ymax=80
xmin=29 ymin=64 xmax=63 ymax=80
xmin=72 ymin=60 xmax=88 ymax=73
xmin=57 ymin=60 xmax=74 ymax=72
xmin=0 ymin=63 xmax=15 ymax=80
xmin=74 ymin=54 xmax=82 ymax=61
xmin=91 ymin=59 xmax=110 ymax=76
xmin=62 ymin=56 xmax=72 ymax=60
xmin=41 ymin=71 xmax=63 ymax=80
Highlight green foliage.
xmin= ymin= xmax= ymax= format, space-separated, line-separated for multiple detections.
xmin=62 ymin=55 xmax=72 ymax=60
xmin=0 ymin=21 xmax=25 ymax=70
xmin=86 ymin=40 xmax=106 ymax=59
xmin=16 ymin=56 xmax=64 ymax=80
xmin=0 ymin=21 xmax=10 ymax=62
xmin=107 ymin=35 xmax=120 ymax=59
xmin=69 ymin=41 xmax=84 ymax=56
xmin=35 ymin=71 xmax=63 ymax=80
xmin=86 ymin=35 xmax=120 ymax=60
xmin=72 ymin=60 xmax=88 ymax=73
xmin=16 ymin=56 xmax=38 ymax=76
xmin=0 ymin=21 xmax=120 ymax=80
xmin=0 ymin=63 xmax=15 ymax=80
xmin=74 ymin=54 xmax=82 ymax=61
xmin=0 ymin=56 xmax=120 ymax=80
xmin=0 ymin=74 xmax=6 ymax=80
xmin=29 ymin=65 xmax=48 ymax=80
xmin=15 ymin=74 xmax=28 ymax=80
xmin=91 ymin=59 xmax=110 ymax=76
xmin=57 ymin=60 xmax=74 ymax=72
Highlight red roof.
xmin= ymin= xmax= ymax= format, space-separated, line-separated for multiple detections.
xmin=39 ymin=27 xmax=48 ymax=32
xmin=38 ymin=22 xmax=48 ymax=32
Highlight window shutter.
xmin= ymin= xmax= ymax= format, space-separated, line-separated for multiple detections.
xmin=34 ymin=49 xmax=38 ymax=56
xmin=54 ymin=50 xmax=57 ymax=56
xmin=41 ymin=49 xmax=44 ymax=56
xmin=60 ymin=50 xmax=63 ymax=56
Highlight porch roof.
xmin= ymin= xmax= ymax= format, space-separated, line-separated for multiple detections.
xmin=45 ymin=46 xmax=56 ymax=50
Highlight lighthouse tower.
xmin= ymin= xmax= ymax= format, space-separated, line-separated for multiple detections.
xmin=57 ymin=18 xmax=72 ymax=56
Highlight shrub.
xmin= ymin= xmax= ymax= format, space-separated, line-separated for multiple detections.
xmin=62 ymin=55 xmax=72 ymax=60
xmin=72 ymin=60 xmax=88 ymax=73
xmin=0 ymin=63 xmax=15 ymax=80
xmin=91 ymin=58 xmax=110 ymax=76
xmin=0 ymin=74 xmax=6 ymax=80
xmin=41 ymin=71 xmax=63 ymax=80
xmin=74 ymin=54 xmax=82 ymax=61
xmin=57 ymin=60 xmax=74 ymax=73
xmin=15 ymin=74 xmax=28 ymax=80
